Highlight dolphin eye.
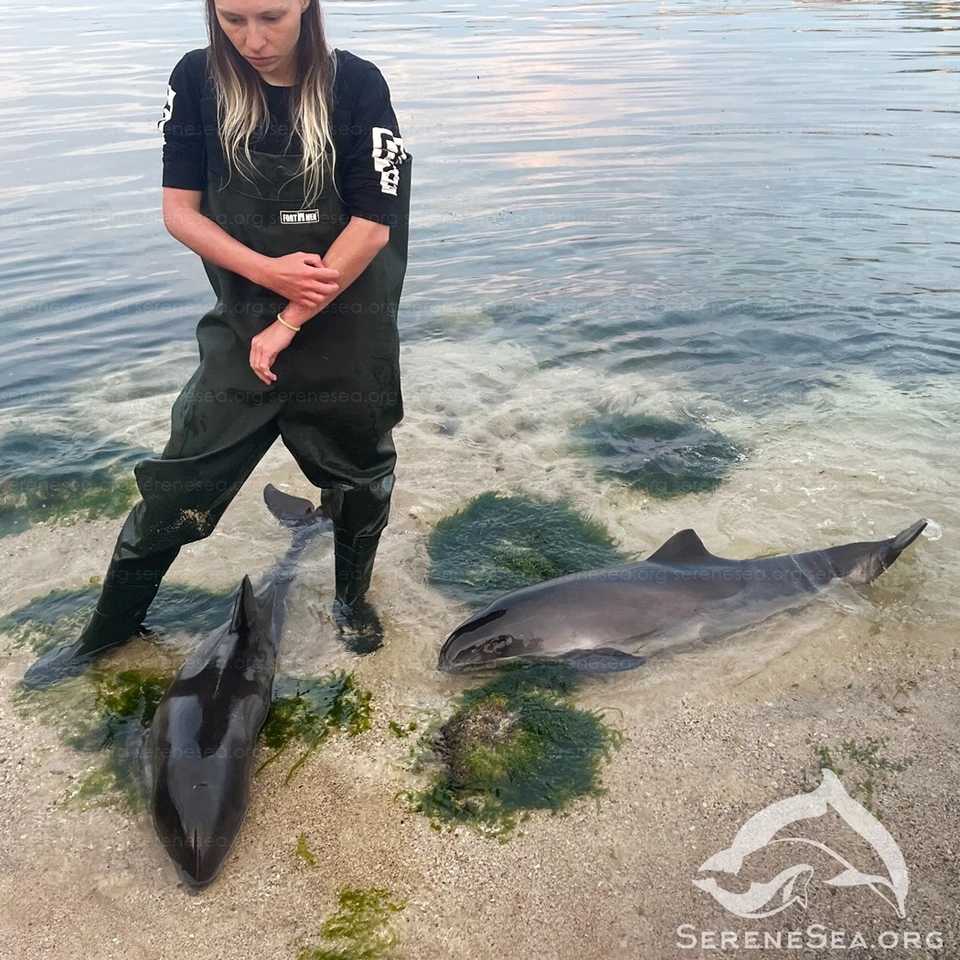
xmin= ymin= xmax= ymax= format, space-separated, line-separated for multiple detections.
xmin=484 ymin=635 xmax=514 ymax=652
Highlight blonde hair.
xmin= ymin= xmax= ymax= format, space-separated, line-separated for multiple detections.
xmin=205 ymin=0 xmax=337 ymax=206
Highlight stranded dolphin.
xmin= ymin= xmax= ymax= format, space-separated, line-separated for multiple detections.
xmin=140 ymin=484 xmax=328 ymax=891
xmin=437 ymin=520 xmax=928 ymax=672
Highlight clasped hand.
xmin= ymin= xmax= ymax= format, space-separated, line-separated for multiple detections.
xmin=249 ymin=252 xmax=340 ymax=385
xmin=266 ymin=251 xmax=340 ymax=307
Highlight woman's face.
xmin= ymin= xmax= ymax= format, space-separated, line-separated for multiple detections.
xmin=213 ymin=0 xmax=311 ymax=84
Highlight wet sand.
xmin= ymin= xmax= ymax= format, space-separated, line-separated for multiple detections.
xmin=0 ymin=346 xmax=956 ymax=959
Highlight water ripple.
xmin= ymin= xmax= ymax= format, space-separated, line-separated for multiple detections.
xmin=0 ymin=0 xmax=958 ymax=405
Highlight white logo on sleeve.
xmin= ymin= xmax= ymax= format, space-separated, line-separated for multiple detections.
xmin=371 ymin=126 xmax=407 ymax=196
xmin=158 ymin=84 xmax=176 ymax=131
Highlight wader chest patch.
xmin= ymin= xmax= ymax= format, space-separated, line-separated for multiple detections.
xmin=280 ymin=209 xmax=320 ymax=225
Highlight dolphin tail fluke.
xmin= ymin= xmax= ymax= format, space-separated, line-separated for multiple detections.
xmin=834 ymin=518 xmax=928 ymax=584
xmin=263 ymin=484 xmax=329 ymax=529
xmin=880 ymin=519 xmax=928 ymax=569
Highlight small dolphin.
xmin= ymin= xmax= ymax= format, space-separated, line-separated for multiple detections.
xmin=140 ymin=485 xmax=328 ymax=891
xmin=437 ymin=520 xmax=928 ymax=672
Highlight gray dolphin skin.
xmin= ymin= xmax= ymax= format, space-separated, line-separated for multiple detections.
xmin=437 ymin=520 xmax=928 ymax=673
xmin=140 ymin=484 xmax=328 ymax=891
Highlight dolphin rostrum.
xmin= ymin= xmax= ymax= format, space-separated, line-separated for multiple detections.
xmin=437 ymin=520 xmax=927 ymax=672
xmin=140 ymin=484 xmax=328 ymax=891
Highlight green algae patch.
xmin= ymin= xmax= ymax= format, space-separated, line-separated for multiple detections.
xmin=297 ymin=833 xmax=319 ymax=868
xmin=16 ymin=665 xmax=175 ymax=811
xmin=67 ymin=667 xmax=170 ymax=751
xmin=408 ymin=305 xmax=495 ymax=342
xmin=407 ymin=663 xmax=623 ymax=838
xmin=64 ymin=667 xmax=173 ymax=810
xmin=0 ymin=428 xmax=149 ymax=537
xmin=260 ymin=673 xmax=372 ymax=784
xmin=388 ymin=720 xmax=418 ymax=739
xmin=570 ymin=413 xmax=743 ymax=499
xmin=806 ymin=738 xmax=912 ymax=818
xmin=298 ymin=887 xmax=406 ymax=960
xmin=2 ymin=583 xmax=238 ymax=655
xmin=427 ymin=491 xmax=628 ymax=606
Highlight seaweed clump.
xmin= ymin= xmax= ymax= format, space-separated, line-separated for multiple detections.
xmin=298 ymin=887 xmax=406 ymax=960
xmin=408 ymin=663 xmax=622 ymax=837
xmin=64 ymin=667 xmax=173 ymax=810
xmin=427 ymin=491 xmax=628 ymax=606
xmin=15 ymin=666 xmax=175 ymax=811
xmin=570 ymin=413 xmax=742 ymax=499
xmin=260 ymin=673 xmax=372 ymax=784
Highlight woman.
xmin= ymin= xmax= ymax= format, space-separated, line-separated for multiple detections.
xmin=24 ymin=0 xmax=410 ymax=687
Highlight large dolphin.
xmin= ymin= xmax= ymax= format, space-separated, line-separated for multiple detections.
xmin=437 ymin=520 xmax=928 ymax=672
xmin=140 ymin=484 xmax=328 ymax=891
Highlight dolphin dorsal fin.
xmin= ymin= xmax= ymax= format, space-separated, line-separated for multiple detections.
xmin=229 ymin=575 xmax=256 ymax=634
xmin=647 ymin=529 xmax=715 ymax=564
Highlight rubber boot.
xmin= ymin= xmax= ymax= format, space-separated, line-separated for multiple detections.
xmin=21 ymin=547 xmax=179 ymax=689
xmin=330 ymin=534 xmax=385 ymax=655
xmin=322 ymin=484 xmax=391 ymax=655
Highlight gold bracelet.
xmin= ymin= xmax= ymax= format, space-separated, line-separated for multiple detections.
xmin=276 ymin=311 xmax=301 ymax=333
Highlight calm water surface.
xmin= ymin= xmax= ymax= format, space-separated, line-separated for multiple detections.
xmin=1 ymin=0 xmax=958 ymax=404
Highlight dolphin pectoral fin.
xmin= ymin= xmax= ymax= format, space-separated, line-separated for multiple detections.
xmin=647 ymin=529 xmax=718 ymax=564
xmin=557 ymin=647 xmax=648 ymax=673
xmin=263 ymin=484 xmax=328 ymax=527
xmin=127 ymin=719 xmax=153 ymax=797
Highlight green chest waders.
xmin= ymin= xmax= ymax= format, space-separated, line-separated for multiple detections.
xmin=23 ymin=150 xmax=411 ymax=687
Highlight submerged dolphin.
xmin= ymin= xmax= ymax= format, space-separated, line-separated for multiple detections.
xmin=437 ymin=520 xmax=927 ymax=672
xmin=140 ymin=485 xmax=328 ymax=891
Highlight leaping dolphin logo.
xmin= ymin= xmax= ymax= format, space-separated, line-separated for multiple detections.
xmin=693 ymin=769 xmax=908 ymax=919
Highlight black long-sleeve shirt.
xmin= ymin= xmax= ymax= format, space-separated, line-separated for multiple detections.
xmin=159 ymin=48 xmax=407 ymax=224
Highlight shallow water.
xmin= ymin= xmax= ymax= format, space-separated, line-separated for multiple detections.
xmin=0 ymin=0 xmax=957 ymax=945
xmin=1 ymin=0 xmax=956 ymax=702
